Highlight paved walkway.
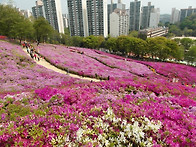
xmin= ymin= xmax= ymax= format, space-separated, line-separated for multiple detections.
xmin=172 ymin=36 xmax=196 ymax=40
xmin=23 ymin=48 xmax=100 ymax=82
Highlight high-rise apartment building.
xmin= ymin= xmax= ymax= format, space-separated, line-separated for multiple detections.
xmin=110 ymin=9 xmax=129 ymax=37
xmin=141 ymin=2 xmax=154 ymax=29
xmin=67 ymin=0 xmax=88 ymax=37
xmin=170 ymin=8 xmax=180 ymax=24
xmin=42 ymin=0 xmax=64 ymax=34
xmin=32 ymin=0 xmax=64 ymax=34
xmin=129 ymin=0 xmax=142 ymax=31
xmin=87 ymin=0 xmax=108 ymax=37
xmin=180 ymin=6 xmax=196 ymax=22
xmin=149 ymin=8 xmax=160 ymax=28
xmin=108 ymin=0 xmax=126 ymax=34
xmin=32 ymin=0 xmax=45 ymax=18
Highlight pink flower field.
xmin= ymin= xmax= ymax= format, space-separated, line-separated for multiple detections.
xmin=0 ymin=41 xmax=196 ymax=146
xmin=137 ymin=61 xmax=196 ymax=85
xmin=0 ymin=41 xmax=85 ymax=94
xmin=37 ymin=44 xmax=154 ymax=78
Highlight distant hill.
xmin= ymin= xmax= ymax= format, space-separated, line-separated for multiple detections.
xmin=160 ymin=14 xmax=171 ymax=24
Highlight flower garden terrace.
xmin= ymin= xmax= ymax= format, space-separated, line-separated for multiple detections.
xmin=0 ymin=41 xmax=86 ymax=95
xmin=0 ymin=78 xmax=196 ymax=146
xmin=92 ymin=49 xmax=196 ymax=85
xmin=36 ymin=44 xmax=154 ymax=79
xmin=36 ymin=44 xmax=196 ymax=85
xmin=0 ymin=40 xmax=196 ymax=146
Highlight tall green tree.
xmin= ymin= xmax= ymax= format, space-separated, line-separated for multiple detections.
xmin=0 ymin=4 xmax=34 ymax=42
xmin=14 ymin=16 xmax=34 ymax=43
xmin=105 ymin=37 xmax=117 ymax=52
xmin=146 ymin=38 xmax=160 ymax=59
xmin=33 ymin=17 xmax=54 ymax=43
xmin=166 ymin=39 xmax=181 ymax=60
xmin=129 ymin=37 xmax=147 ymax=58
xmin=116 ymin=36 xmax=131 ymax=55
xmin=0 ymin=5 xmax=19 ymax=37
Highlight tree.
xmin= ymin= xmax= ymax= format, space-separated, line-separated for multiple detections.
xmin=14 ymin=16 xmax=34 ymax=43
xmin=60 ymin=33 xmax=72 ymax=46
xmin=184 ymin=46 xmax=196 ymax=64
xmin=33 ymin=17 xmax=54 ymax=43
xmin=64 ymin=28 xmax=70 ymax=36
xmin=180 ymin=38 xmax=193 ymax=51
xmin=71 ymin=36 xmax=84 ymax=47
xmin=166 ymin=39 xmax=181 ymax=60
xmin=116 ymin=36 xmax=131 ymax=55
xmin=146 ymin=38 xmax=160 ymax=59
xmin=0 ymin=4 xmax=34 ymax=42
xmin=183 ymin=27 xmax=193 ymax=36
xmin=49 ymin=30 xmax=61 ymax=44
xmin=169 ymin=25 xmax=182 ymax=36
xmin=180 ymin=14 xmax=196 ymax=30
xmin=128 ymin=31 xmax=138 ymax=38
xmin=105 ymin=37 xmax=117 ymax=52
xmin=129 ymin=37 xmax=147 ymax=58
xmin=83 ymin=35 xmax=101 ymax=49
xmin=146 ymin=37 xmax=172 ymax=61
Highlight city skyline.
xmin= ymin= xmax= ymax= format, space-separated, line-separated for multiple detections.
xmin=1 ymin=0 xmax=196 ymax=14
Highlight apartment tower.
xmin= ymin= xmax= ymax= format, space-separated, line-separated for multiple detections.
xmin=180 ymin=6 xmax=196 ymax=22
xmin=110 ymin=9 xmax=129 ymax=37
xmin=67 ymin=0 xmax=88 ymax=36
xmin=87 ymin=0 xmax=108 ymax=37
xmin=108 ymin=0 xmax=126 ymax=34
xmin=32 ymin=0 xmax=45 ymax=18
xmin=42 ymin=0 xmax=64 ymax=33
xmin=32 ymin=0 xmax=64 ymax=34
xmin=170 ymin=8 xmax=180 ymax=24
xmin=141 ymin=2 xmax=154 ymax=29
xmin=129 ymin=0 xmax=142 ymax=31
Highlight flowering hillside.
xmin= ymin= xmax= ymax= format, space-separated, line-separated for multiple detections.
xmin=0 ymin=41 xmax=84 ymax=94
xmin=37 ymin=44 xmax=153 ymax=78
xmin=137 ymin=61 xmax=196 ymax=85
xmin=0 ymin=41 xmax=196 ymax=146
xmin=0 ymin=78 xmax=196 ymax=146
xmin=94 ymin=49 xmax=196 ymax=85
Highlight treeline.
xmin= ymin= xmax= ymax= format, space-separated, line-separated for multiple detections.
xmin=78 ymin=35 xmax=196 ymax=64
xmin=0 ymin=4 xmax=63 ymax=44
xmin=168 ymin=14 xmax=196 ymax=37
xmin=0 ymin=4 xmax=195 ymax=63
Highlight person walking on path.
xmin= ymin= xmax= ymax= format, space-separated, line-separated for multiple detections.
xmin=34 ymin=53 xmax=37 ymax=60
xmin=37 ymin=54 xmax=40 ymax=61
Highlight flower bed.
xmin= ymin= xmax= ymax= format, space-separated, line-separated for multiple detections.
xmin=137 ymin=61 xmax=196 ymax=85
xmin=0 ymin=78 xmax=195 ymax=146
xmin=1 ymin=41 xmax=196 ymax=146
xmin=36 ymin=44 xmax=144 ymax=78
xmin=92 ymin=49 xmax=196 ymax=85
xmin=0 ymin=41 xmax=84 ymax=94
xmin=73 ymin=47 xmax=153 ymax=76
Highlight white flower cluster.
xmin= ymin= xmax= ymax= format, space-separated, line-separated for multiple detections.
xmin=51 ymin=107 xmax=162 ymax=147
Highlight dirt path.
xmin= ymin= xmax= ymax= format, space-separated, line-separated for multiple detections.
xmin=23 ymin=48 xmax=100 ymax=82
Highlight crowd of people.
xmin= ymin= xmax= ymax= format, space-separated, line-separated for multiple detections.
xmin=22 ymin=41 xmax=40 ymax=61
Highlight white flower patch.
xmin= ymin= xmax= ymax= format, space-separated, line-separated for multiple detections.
xmin=51 ymin=107 xmax=162 ymax=146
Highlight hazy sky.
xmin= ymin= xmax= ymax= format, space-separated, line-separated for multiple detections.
xmin=0 ymin=0 xmax=196 ymax=14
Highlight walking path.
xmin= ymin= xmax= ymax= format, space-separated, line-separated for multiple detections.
xmin=22 ymin=48 xmax=100 ymax=82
